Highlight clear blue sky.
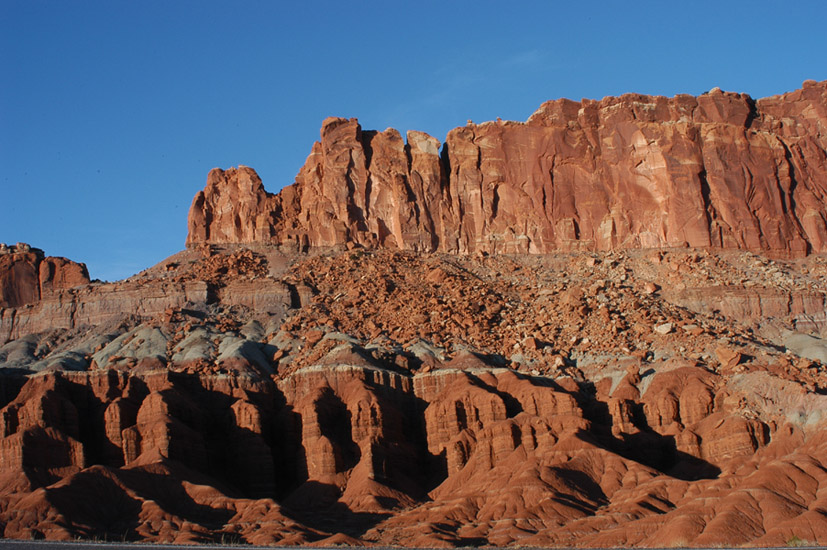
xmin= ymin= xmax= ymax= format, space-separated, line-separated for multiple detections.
xmin=2 ymin=1 xmax=825 ymax=281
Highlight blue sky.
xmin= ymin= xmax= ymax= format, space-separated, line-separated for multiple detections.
xmin=2 ymin=1 xmax=825 ymax=281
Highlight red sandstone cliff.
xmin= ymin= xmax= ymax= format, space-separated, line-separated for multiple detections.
xmin=0 ymin=244 xmax=90 ymax=309
xmin=2 ymin=82 xmax=827 ymax=547
xmin=1 ymin=244 xmax=826 ymax=545
xmin=187 ymin=80 xmax=827 ymax=255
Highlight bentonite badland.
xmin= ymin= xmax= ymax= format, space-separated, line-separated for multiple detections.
xmin=1 ymin=81 xmax=827 ymax=547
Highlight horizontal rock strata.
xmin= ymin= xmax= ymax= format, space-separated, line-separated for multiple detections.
xmin=2 ymin=81 xmax=827 ymax=547
xmin=0 ymin=246 xmax=304 ymax=347
xmin=1 ymin=245 xmax=826 ymax=546
xmin=1 ymin=355 xmax=825 ymax=546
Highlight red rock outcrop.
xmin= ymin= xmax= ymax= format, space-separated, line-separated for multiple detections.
xmin=0 ymin=244 xmax=90 ymax=309
xmin=0 ymin=246 xmax=42 ymax=309
xmin=187 ymin=80 xmax=827 ymax=255
xmin=0 ymin=279 xmax=208 ymax=346
xmin=38 ymin=256 xmax=90 ymax=294
xmin=0 ymin=246 xmax=300 ymax=346
xmin=3 ymin=352 xmax=824 ymax=546
xmin=3 ymin=82 xmax=827 ymax=547
xmin=186 ymin=167 xmax=278 ymax=245
xmin=0 ymin=245 xmax=826 ymax=546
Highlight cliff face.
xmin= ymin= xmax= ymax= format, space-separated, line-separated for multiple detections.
xmin=187 ymin=80 xmax=827 ymax=255
xmin=0 ymin=244 xmax=90 ymax=309
xmin=3 ymin=359 xmax=825 ymax=546
xmin=0 ymin=247 xmax=301 ymax=347
xmin=3 ymin=81 xmax=827 ymax=547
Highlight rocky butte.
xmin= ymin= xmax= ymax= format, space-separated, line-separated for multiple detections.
xmin=0 ymin=81 xmax=826 ymax=547
xmin=188 ymin=80 xmax=827 ymax=256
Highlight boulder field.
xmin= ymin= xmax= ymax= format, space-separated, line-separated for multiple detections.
xmin=1 ymin=81 xmax=827 ymax=546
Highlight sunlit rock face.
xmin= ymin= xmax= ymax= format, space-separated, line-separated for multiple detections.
xmin=2 ymin=81 xmax=827 ymax=546
xmin=0 ymin=244 xmax=89 ymax=309
xmin=188 ymin=81 xmax=827 ymax=256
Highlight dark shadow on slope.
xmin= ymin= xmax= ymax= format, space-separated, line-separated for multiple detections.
xmin=159 ymin=370 xmax=285 ymax=499
xmin=274 ymin=401 xmax=308 ymax=498
xmin=316 ymin=387 xmax=361 ymax=471
xmin=281 ymin=480 xmax=390 ymax=538
xmin=115 ymin=462 xmax=236 ymax=528
xmin=744 ymin=95 xmax=758 ymax=130
xmin=55 ymin=371 xmax=149 ymax=468
xmin=468 ymin=372 xmax=523 ymax=418
xmin=548 ymin=466 xmax=609 ymax=508
xmin=575 ymin=393 xmax=721 ymax=481
xmin=779 ymin=137 xmax=812 ymax=254
xmin=0 ymin=372 xmax=28 ymax=409
xmin=45 ymin=468 xmax=143 ymax=541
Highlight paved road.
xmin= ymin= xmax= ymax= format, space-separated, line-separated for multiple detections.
xmin=2 ymin=541 xmax=826 ymax=550
xmin=0 ymin=542 xmax=256 ymax=550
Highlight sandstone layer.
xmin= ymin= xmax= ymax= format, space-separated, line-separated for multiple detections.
xmin=188 ymin=80 xmax=827 ymax=256
xmin=2 ymin=81 xmax=827 ymax=546
xmin=0 ymin=243 xmax=89 ymax=309
xmin=1 ymin=244 xmax=826 ymax=546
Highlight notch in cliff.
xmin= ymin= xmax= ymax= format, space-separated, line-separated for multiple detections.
xmin=187 ymin=80 xmax=827 ymax=256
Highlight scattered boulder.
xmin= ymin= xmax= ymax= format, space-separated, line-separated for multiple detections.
xmin=716 ymin=346 xmax=744 ymax=369
xmin=654 ymin=322 xmax=674 ymax=335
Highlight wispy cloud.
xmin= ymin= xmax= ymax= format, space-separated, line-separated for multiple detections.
xmin=414 ymin=49 xmax=556 ymax=110
xmin=366 ymin=48 xmax=561 ymax=138
xmin=499 ymin=49 xmax=547 ymax=69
